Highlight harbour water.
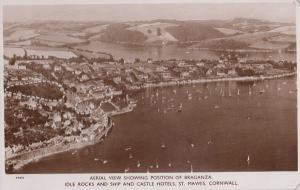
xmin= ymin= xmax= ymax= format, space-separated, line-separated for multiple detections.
xmin=77 ymin=41 xmax=297 ymax=62
xmin=16 ymin=77 xmax=297 ymax=173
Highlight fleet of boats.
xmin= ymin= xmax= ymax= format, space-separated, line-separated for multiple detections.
xmin=74 ymin=80 xmax=294 ymax=173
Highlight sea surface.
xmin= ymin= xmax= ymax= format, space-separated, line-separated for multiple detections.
xmin=4 ymin=42 xmax=297 ymax=62
xmin=77 ymin=41 xmax=297 ymax=62
xmin=16 ymin=77 xmax=297 ymax=173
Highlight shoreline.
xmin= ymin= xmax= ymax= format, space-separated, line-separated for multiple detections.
xmin=6 ymin=119 xmax=113 ymax=172
xmin=5 ymin=43 xmax=297 ymax=54
xmin=187 ymin=47 xmax=296 ymax=53
xmin=128 ymin=72 xmax=297 ymax=90
xmin=5 ymin=71 xmax=296 ymax=172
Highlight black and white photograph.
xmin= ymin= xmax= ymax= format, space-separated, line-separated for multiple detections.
xmin=2 ymin=1 xmax=298 ymax=177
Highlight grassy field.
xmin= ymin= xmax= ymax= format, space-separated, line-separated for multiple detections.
xmin=166 ymin=22 xmax=225 ymax=42
xmin=193 ymin=39 xmax=249 ymax=50
xmin=83 ymin=24 xmax=108 ymax=34
xmin=226 ymin=31 xmax=281 ymax=44
xmin=191 ymin=30 xmax=294 ymax=50
xmin=100 ymin=23 xmax=147 ymax=44
xmin=268 ymin=35 xmax=296 ymax=43
xmin=3 ymin=19 xmax=295 ymax=51
xmin=269 ymin=26 xmax=296 ymax=35
xmin=127 ymin=22 xmax=178 ymax=43
xmin=214 ymin=27 xmax=243 ymax=35
xmin=4 ymin=47 xmax=25 ymax=58
xmin=35 ymin=32 xmax=86 ymax=43
xmin=4 ymin=29 xmax=39 ymax=43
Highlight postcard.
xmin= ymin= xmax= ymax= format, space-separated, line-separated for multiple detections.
xmin=0 ymin=0 xmax=299 ymax=189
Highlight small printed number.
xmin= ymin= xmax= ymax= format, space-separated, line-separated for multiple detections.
xmin=16 ymin=176 xmax=24 ymax=180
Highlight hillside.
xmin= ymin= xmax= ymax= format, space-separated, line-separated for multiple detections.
xmin=127 ymin=22 xmax=178 ymax=44
xmin=194 ymin=39 xmax=249 ymax=50
xmin=192 ymin=29 xmax=296 ymax=51
xmin=3 ymin=18 xmax=296 ymax=51
xmin=99 ymin=23 xmax=147 ymax=44
xmin=165 ymin=22 xmax=225 ymax=42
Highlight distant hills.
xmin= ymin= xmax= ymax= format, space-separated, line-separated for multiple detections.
xmin=100 ymin=23 xmax=147 ymax=44
xmin=3 ymin=18 xmax=296 ymax=51
xmin=165 ymin=22 xmax=225 ymax=42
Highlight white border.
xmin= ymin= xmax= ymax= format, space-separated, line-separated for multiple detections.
xmin=2 ymin=0 xmax=297 ymax=5
xmin=0 ymin=0 xmax=299 ymax=190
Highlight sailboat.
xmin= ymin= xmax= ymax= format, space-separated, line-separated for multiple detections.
xmin=102 ymin=159 xmax=108 ymax=164
xmin=129 ymin=153 xmax=133 ymax=159
xmin=237 ymin=89 xmax=240 ymax=96
xmin=168 ymin=162 xmax=172 ymax=167
xmin=155 ymin=159 xmax=159 ymax=169
xmin=248 ymin=86 xmax=252 ymax=95
xmin=161 ymin=141 xmax=166 ymax=149
xmin=259 ymin=89 xmax=265 ymax=95
xmin=178 ymin=103 xmax=183 ymax=112
xmin=124 ymin=167 xmax=130 ymax=173
xmin=137 ymin=160 xmax=141 ymax=168
xmin=190 ymin=164 xmax=193 ymax=173
xmin=190 ymin=143 xmax=195 ymax=148
xmin=214 ymin=105 xmax=220 ymax=109
xmin=246 ymin=155 xmax=250 ymax=166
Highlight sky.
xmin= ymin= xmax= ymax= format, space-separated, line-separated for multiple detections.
xmin=3 ymin=3 xmax=296 ymax=23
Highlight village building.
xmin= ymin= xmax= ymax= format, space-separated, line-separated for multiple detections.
xmin=54 ymin=65 xmax=62 ymax=71
xmin=43 ymin=64 xmax=51 ymax=70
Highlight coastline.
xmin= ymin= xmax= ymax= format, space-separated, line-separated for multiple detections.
xmin=5 ymin=71 xmax=296 ymax=172
xmin=131 ymin=72 xmax=297 ymax=90
xmin=187 ymin=47 xmax=296 ymax=53
xmin=5 ymin=119 xmax=113 ymax=172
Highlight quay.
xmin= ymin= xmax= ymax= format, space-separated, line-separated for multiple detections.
xmin=107 ymin=100 xmax=136 ymax=117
